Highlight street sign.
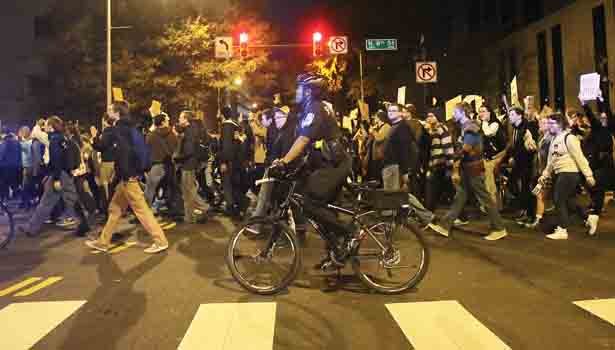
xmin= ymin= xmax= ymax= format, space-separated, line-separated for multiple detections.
xmin=328 ymin=36 xmax=348 ymax=55
xmin=416 ymin=62 xmax=438 ymax=83
xmin=215 ymin=37 xmax=233 ymax=59
xmin=366 ymin=39 xmax=398 ymax=51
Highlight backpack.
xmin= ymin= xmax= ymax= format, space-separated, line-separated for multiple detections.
xmin=130 ymin=129 xmax=152 ymax=173
xmin=64 ymin=138 xmax=82 ymax=172
xmin=196 ymin=129 xmax=211 ymax=163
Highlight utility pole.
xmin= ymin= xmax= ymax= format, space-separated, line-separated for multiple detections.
xmin=106 ymin=0 xmax=112 ymax=107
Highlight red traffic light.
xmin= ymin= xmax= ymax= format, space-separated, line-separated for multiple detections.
xmin=313 ymin=32 xmax=323 ymax=42
xmin=239 ymin=32 xmax=249 ymax=58
xmin=312 ymin=32 xmax=323 ymax=57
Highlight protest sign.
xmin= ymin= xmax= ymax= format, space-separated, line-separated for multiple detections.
xmin=579 ymin=73 xmax=601 ymax=101
xmin=445 ymin=95 xmax=462 ymax=120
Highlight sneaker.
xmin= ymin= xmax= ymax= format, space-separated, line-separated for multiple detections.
xmin=587 ymin=214 xmax=599 ymax=236
xmin=515 ymin=216 xmax=531 ymax=226
xmin=524 ymin=217 xmax=541 ymax=228
xmin=484 ymin=230 xmax=508 ymax=241
xmin=453 ymin=219 xmax=469 ymax=227
xmin=144 ymin=243 xmax=168 ymax=254
xmin=428 ymin=223 xmax=450 ymax=237
xmin=56 ymin=217 xmax=77 ymax=227
xmin=85 ymin=240 xmax=109 ymax=253
xmin=546 ymin=227 xmax=568 ymax=240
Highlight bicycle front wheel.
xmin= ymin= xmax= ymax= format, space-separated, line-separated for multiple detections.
xmin=0 ymin=205 xmax=15 ymax=249
xmin=226 ymin=217 xmax=302 ymax=295
xmin=352 ymin=221 xmax=429 ymax=294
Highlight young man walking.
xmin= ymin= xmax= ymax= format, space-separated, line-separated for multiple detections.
xmin=429 ymin=103 xmax=508 ymax=241
xmin=86 ymin=101 xmax=169 ymax=254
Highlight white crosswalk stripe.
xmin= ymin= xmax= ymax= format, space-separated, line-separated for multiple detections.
xmin=178 ymin=302 xmax=277 ymax=350
xmin=386 ymin=301 xmax=511 ymax=350
xmin=0 ymin=300 xmax=86 ymax=350
xmin=574 ymin=298 xmax=615 ymax=326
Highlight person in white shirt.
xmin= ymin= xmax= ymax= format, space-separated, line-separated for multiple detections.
xmin=537 ymin=113 xmax=595 ymax=240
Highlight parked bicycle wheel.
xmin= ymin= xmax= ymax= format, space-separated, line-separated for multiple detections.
xmin=352 ymin=220 xmax=429 ymax=294
xmin=0 ymin=202 xmax=16 ymax=249
xmin=226 ymin=217 xmax=302 ymax=295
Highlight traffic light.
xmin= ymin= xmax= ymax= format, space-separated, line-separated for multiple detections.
xmin=239 ymin=32 xmax=248 ymax=58
xmin=312 ymin=32 xmax=323 ymax=57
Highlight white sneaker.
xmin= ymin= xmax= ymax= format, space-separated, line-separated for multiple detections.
xmin=144 ymin=243 xmax=168 ymax=254
xmin=428 ymin=223 xmax=449 ymax=237
xmin=546 ymin=227 xmax=568 ymax=240
xmin=587 ymin=215 xmax=599 ymax=236
xmin=453 ymin=219 xmax=469 ymax=226
xmin=484 ymin=230 xmax=508 ymax=241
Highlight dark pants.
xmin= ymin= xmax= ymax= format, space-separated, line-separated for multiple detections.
xmin=75 ymin=175 xmax=97 ymax=215
xmin=222 ymin=164 xmax=245 ymax=214
xmin=0 ymin=167 xmax=21 ymax=200
xmin=425 ymin=168 xmax=454 ymax=211
xmin=553 ymin=173 xmax=581 ymax=229
xmin=588 ymin=167 xmax=614 ymax=215
xmin=301 ymin=157 xmax=353 ymax=239
xmin=511 ymin=160 xmax=536 ymax=217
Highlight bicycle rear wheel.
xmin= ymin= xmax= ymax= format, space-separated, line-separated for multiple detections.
xmin=352 ymin=220 xmax=429 ymax=294
xmin=0 ymin=204 xmax=15 ymax=249
xmin=226 ymin=217 xmax=302 ymax=295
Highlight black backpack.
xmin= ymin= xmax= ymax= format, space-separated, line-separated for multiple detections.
xmin=64 ymin=138 xmax=82 ymax=172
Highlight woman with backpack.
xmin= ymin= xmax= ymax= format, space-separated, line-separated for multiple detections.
xmin=536 ymin=113 xmax=595 ymax=240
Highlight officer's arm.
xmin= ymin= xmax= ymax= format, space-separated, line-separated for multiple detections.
xmin=282 ymin=136 xmax=310 ymax=164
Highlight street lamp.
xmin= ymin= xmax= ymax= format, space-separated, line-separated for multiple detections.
xmin=234 ymin=77 xmax=243 ymax=86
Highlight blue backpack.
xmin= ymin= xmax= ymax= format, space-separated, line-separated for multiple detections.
xmin=130 ymin=128 xmax=152 ymax=173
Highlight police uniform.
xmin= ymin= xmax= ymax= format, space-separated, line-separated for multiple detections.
xmin=298 ymin=100 xmax=352 ymax=203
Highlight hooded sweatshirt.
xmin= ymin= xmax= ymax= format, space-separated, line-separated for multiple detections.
xmin=147 ymin=126 xmax=178 ymax=164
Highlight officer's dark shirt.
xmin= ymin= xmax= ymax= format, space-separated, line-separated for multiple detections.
xmin=297 ymin=101 xmax=340 ymax=143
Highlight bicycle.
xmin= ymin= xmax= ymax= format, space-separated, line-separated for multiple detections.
xmin=0 ymin=200 xmax=16 ymax=249
xmin=226 ymin=162 xmax=430 ymax=295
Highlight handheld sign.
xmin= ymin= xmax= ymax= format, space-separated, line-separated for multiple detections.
xmin=445 ymin=95 xmax=462 ymax=121
xmin=579 ymin=73 xmax=601 ymax=101
xmin=112 ymin=87 xmax=124 ymax=102
xmin=149 ymin=100 xmax=162 ymax=117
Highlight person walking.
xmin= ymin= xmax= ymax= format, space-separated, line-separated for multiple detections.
xmin=86 ymin=101 xmax=169 ymax=254
xmin=536 ymin=113 xmax=595 ymax=240
xmin=429 ymin=103 xmax=508 ymax=240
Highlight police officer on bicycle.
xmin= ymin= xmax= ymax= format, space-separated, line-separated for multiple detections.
xmin=273 ymin=73 xmax=353 ymax=267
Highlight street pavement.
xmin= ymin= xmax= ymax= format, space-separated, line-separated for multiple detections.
xmin=1 ymin=203 xmax=615 ymax=350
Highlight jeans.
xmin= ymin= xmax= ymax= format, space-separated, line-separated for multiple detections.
xmin=587 ymin=167 xmax=613 ymax=216
xmin=382 ymin=163 xmax=434 ymax=225
xmin=553 ymin=172 xmax=581 ymax=229
xmin=98 ymin=180 xmax=168 ymax=247
xmin=222 ymin=164 xmax=244 ymax=213
xmin=181 ymin=169 xmax=209 ymax=222
xmin=441 ymin=172 xmax=505 ymax=232
xmin=145 ymin=164 xmax=166 ymax=206
xmin=510 ymin=159 xmax=536 ymax=217
xmin=27 ymin=171 xmax=81 ymax=234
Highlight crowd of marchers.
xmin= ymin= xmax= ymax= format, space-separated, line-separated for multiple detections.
xmin=0 ymin=89 xmax=613 ymax=252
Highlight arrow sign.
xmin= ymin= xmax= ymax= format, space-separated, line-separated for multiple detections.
xmin=328 ymin=36 xmax=348 ymax=55
xmin=416 ymin=62 xmax=438 ymax=83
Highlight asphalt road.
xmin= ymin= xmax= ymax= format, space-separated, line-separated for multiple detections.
xmin=1 ymin=204 xmax=615 ymax=350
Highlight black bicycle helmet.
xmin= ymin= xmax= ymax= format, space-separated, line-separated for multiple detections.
xmin=297 ymin=73 xmax=327 ymax=90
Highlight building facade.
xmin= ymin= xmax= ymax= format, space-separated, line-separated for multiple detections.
xmin=0 ymin=2 xmax=55 ymax=126
xmin=438 ymin=0 xmax=615 ymax=112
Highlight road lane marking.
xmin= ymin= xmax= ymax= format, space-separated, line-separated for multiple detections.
xmin=14 ymin=277 xmax=64 ymax=297
xmin=574 ymin=299 xmax=615 ymax=325
xmin=386 ymin=301 xmax=511 ymax=350
xmin=108 ymin=241 xmax=138 ymax=254
xmin=162 ymin=222 xmax=177 ymax=230
xmin=178 ymin=302 xmax=277 ymax=350
xmin=0 ymin=277 xmax=44 ymax=297
xmin=0 ymin=300 xmax=86 ymax=350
